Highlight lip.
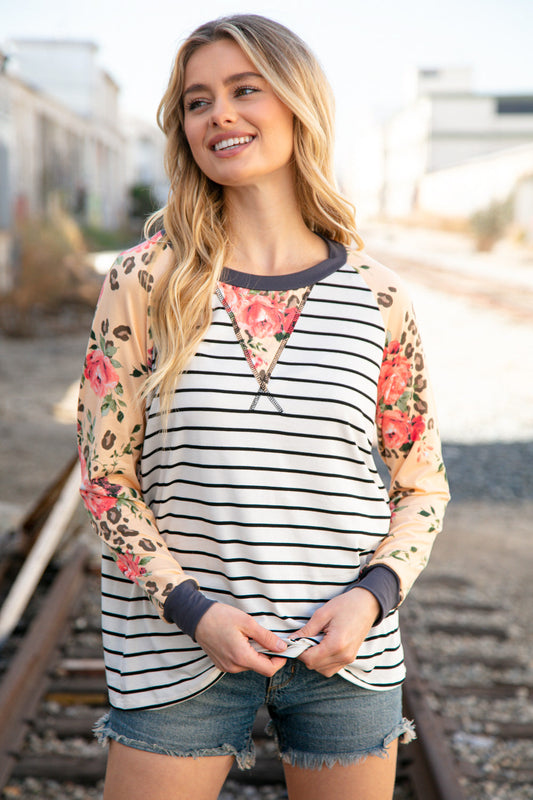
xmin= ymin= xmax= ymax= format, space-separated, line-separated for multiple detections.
xmin=208 ymin=131 xmax=256 ymax=155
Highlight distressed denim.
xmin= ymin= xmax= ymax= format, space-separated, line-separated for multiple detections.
xmin=95 ymin=660 xmax=414 ymax=770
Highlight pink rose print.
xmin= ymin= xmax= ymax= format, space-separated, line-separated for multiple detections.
xmin=116 ymin=553 xmax=147 ymax=583
xmin=241 ymin=295 xmax=284 ymax=338
xmin=384 ymin=341 xmax=401 ymax=358
xmin=282 ymin=306 xmax=300 ymax=334
xmin=378 ymin=356 xmax=412 ymax=405
xmin=82 ymin=489 xmax=117 ymax=520
xmin=220 ymin=283 xmax=247 ymax=315
xmin=410 ymin=415 xmax=426 ymax=441
xmin=381 ymin=409 xmax=412 ymax=449
xmin=79 ymin=450 xmax=118 ymax=519
xmin=146 ymin=346 xmax=154 ymax=372
xmin=251 ymin=354 xmax=265 ymax=370
xmin=84 ymin=349 xmax=119 ymax=398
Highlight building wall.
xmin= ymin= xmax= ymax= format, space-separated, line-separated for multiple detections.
xmin=418 ymin=142 xmax=533 ymax=224
xmin=122 ymin=115 xmax=169 ymax=209
xmin=3 ymin=39 xmax=128 ymax=232
xmin=382 ymin=100 xmax=431 ymax=217
xmin=11 ymin=40 xmax=98 ymax=119
xmin=381 ymin=68 xmax=533 ymax=218
xmin=0 ymin=40 xmax=169 ymax=292
xmin=7 ymin=75 xmax=126 ymax=228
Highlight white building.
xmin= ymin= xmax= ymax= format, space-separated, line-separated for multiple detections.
xmin=381 ymin=67 xmax=533 ymax=218
xmin=6 ymin=39 xmax=126 ymax=228
xmin=0 ymin=40 xmax=135 ymax=290
xmin=0 ymin=52 xmax=12 ymax=291
xmin=122 ymin=115 xmax=169 ymax=211
xmin=12 ymin=40 xmax=110 ymax=120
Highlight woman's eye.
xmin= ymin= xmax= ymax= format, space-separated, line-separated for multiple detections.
xmin=185 ymin=98 xmax=209 ymax=112
xmin=234 ymin=85 xmax=259 ymax=98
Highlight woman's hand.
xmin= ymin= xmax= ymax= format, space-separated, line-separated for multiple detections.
xmin=194 ymin=602 xmax=287 ymax=677
xmin=295 ymin=588 xmax=380 ymax=677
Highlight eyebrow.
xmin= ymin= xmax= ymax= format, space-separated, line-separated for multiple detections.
xmin=183 ymin=71 xmax=265 ymax=97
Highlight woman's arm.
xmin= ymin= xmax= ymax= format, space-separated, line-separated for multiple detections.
xmin=78 ymin=242 xmax=193 ymax=616
xmin=298 ymin=254 xmax=450 ymax=675
xmin=365 ymin=266 xmax=450 ymax=603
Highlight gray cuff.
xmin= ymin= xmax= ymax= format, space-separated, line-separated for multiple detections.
xmin=347 ymin=565 xmax=400 ymax=624
xmin=163 ymin=579 xmax=216 ymax=640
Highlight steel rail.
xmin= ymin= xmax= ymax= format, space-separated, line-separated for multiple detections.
xmin=0 ymin=461 xmax=81 ymax=647
xmin=0 ymin=546 xmax=90 ymax=789
xmin=401 ymin=632 xmax=467 ymax=800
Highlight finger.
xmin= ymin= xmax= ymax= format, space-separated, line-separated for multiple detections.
xmin=241 ymin=648 xmax=288 ymax=677
xmin=294 ymin=610 xmax=328 ymax=640
xmin=247 ymin=622 xmax=287 ymax=654
xmin=298 ymin=635 xmax=339 ymax=669
xmin=267 ymin=656 xmax=287 ymax=673
xmin=298 ymin=647 xmax=341 ymax=677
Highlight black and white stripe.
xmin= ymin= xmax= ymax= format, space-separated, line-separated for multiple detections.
xmin=101 ymin=265 xmax=405 ymax=709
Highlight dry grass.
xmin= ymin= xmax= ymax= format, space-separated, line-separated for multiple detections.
xmin=0 ymin=212 xmax=101 ymax=336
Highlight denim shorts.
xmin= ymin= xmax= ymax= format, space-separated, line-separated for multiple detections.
xmin=95 ymin=660 xmax=414 ymax=770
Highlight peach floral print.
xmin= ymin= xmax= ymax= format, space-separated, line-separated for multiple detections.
xmin=217 ymin=283 xmax=311 ymax=397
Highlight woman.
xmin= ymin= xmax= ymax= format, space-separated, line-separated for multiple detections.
xmin=78 ymin=14 xmax=449 ymax=800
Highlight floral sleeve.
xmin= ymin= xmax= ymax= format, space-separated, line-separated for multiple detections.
xmin=77 ymin=239 xmax=191 ymax=617
xmin=350 ymin=251 xmax=450 ymax=603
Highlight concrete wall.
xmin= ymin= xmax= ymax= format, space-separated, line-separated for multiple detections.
xmin=381 ymin=67 xmax=533 ymax=218
xmin=11 ymin=40 xmax=98 ymax=119
xmin=0 ymin=70 xmax=13 ymax=291
xmin=418 ymin=142 xmax=533 ymax=234
xmin=122 ymin=115 xmax=169 ymax=208
xmin=7 ymin=75 xmax=126 ymax=228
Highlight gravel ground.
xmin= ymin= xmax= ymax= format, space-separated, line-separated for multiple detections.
xmin=1 ymin=228 xmax=532 ymax=799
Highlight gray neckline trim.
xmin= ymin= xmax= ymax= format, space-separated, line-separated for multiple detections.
xmin=219 ymin=239 xmax=347 ymax=291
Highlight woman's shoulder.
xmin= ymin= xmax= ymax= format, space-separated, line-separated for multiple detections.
xmin=109 ymin=231 xmax=171 ymax=292
xmin=346 ymin=246 xmax=413 ymax=309
xmin=103 ymin=232 xmax=173 ymax=294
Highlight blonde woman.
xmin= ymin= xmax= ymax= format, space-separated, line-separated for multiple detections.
xmin=78 ymin=14 xmax=449 ymax=800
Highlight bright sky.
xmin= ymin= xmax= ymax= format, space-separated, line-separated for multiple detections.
xmin=1 ymin=0 xmax=532 ymax=165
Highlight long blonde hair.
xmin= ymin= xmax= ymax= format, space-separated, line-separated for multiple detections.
xmin=143 ymin=14 xmax=363 ymax=416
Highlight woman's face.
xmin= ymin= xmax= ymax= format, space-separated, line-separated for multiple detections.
xmin=182 ymin=39 xmax=295 ymax=189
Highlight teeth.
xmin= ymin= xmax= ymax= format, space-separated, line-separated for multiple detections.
xmin=214 ymin=136 xmax=253 ymax=151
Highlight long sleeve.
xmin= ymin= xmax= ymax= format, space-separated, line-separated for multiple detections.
xmin=77 ymin=238 xmax=193 ymax=617
xmin=349 ymin=250 xmax=450 ymax=604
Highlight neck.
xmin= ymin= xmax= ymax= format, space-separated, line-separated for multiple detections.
xmin=223 ymin=173 xmax=328 ymax=276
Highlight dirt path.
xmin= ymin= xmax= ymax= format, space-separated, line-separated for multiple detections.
xmin=0 ymin=326 xmax=89 ymax=523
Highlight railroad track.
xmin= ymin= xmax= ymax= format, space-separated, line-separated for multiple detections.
xmin=401 ymin=574 xmax=533 ymax=800
xmin=1 ymin=462 xmax=532 ymax=799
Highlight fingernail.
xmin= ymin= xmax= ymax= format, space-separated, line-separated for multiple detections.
xmin=275 ymin=639 xmax=287 ymax=651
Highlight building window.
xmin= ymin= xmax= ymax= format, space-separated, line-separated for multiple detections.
xmin=497 ymin=97 xmax=533 ymax=114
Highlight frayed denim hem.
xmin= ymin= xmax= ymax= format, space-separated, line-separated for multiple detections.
xmin=386 ymin=717 xmax=416 ymax=747
xmin=93 ymin=712 xmax=256 ymax=770
xmin=276 ymin=717 xmax=416 ymax=771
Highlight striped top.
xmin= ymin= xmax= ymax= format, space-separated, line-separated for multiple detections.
xmin=78 ymin=235 xmax=449 ymax=710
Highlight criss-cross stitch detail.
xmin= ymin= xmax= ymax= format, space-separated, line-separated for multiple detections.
xmin=216 ymin=283 xmax=312 ymax=411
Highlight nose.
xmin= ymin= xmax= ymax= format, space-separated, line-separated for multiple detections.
xmin=209 ymin=94 xmax=237 ymax=127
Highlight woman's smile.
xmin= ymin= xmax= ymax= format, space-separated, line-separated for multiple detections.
xmin=210 ymin=132 xmax=256 ymax=156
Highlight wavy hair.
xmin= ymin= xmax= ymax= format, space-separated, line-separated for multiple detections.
xmin=143 ymin=14 xmax=363 ymax=416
